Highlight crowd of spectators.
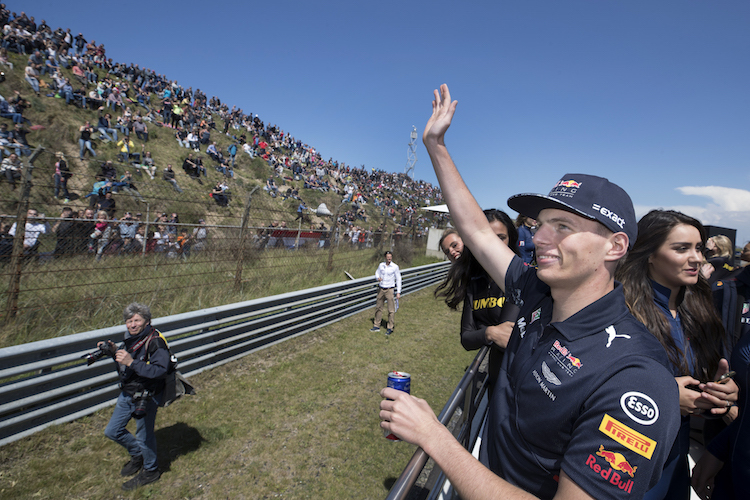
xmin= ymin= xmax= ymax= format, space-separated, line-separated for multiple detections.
xmin=0 ymin=3 xmax=443 ymax=261
xmin=0 ymin=208 xmax=210 ymax=262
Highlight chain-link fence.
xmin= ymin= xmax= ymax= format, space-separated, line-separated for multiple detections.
xmin=0 ymin=148 xmax=439 ymax=343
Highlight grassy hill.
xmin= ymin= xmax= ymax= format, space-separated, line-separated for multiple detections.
xmin=0 ymin=51 xmax=445 ymax=345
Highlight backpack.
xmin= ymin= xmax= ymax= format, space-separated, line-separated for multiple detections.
xmin=145 ymin=331 xmax=196 ymax=407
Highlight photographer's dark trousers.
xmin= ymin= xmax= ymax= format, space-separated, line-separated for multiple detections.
xmin=105 ymin=392 xmax=160 ymax=471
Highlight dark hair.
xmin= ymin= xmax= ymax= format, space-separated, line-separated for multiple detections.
xmin=615 ymin=210 xmax=725 ymax=381
xmin=438 ymin=228 xmax=460 ymax=257
xmin=435 ymin=209 xmax=519 ymax=309
xmin=384 ymin=251 xmax=392 ymax=257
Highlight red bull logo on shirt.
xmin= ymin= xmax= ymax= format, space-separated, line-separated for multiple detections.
xmin=550 ymin=339 xmax=583 ymax=376
xmin=585 ymin=446 xmax=636 ymax=494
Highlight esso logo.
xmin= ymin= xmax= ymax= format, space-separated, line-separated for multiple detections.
xmin=620 ymin=392 xmax=659 ymax=425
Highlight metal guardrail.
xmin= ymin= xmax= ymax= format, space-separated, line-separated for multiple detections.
xmin=385 ymin=346 xmax=490 ymax=500
xmin=0 ymin=262 xmax=449 ymax=446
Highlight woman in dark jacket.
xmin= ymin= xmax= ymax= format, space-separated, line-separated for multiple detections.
xmin=435 ymin=209 xmax=520 ymax=393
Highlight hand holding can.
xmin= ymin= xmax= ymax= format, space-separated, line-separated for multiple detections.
xmin=383 ymin=371 xmax=411 ymax=441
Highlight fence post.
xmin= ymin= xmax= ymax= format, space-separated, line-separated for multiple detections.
xmin=4 ymin=147 xmax=44 ymax=325
xmin=327 ymin=201 xmax=346 ymax=272
xmin=234 ymin=186 xmax=259 ymax=291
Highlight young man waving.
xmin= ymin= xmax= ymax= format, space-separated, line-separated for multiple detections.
xmin=380 ymin=85 xmax=680 ymax=500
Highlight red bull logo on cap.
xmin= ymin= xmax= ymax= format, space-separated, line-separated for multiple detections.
xmin=585 ymin=446 xmax=636 ymax=494
xmin=556 ymin=179 xmax=582 ymax=189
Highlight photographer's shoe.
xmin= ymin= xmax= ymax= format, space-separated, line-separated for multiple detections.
xmin=120 ymin=455 xmax=143 ymax=476
xmin=122 ymin=468 xmax=160 ymax=490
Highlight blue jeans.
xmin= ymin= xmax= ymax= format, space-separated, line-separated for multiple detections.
xmin=98 ymin=127 xmax=117 ymax=142
xmin=54 ymin=173 xmax=69 ymax=198
xmin=79 ymin=138 xmax=96 ymax=159
xmin=104 ymin=391 xmax=160 ymax=471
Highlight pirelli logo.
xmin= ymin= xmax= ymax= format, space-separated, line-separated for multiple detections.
xmin=598 ymin=414 xmax=656 ymax=460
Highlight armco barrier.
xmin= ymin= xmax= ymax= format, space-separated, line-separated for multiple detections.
xmin=0 ymin=262 xmax=449 ymax=446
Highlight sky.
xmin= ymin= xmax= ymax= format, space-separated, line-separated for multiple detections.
xmin=19 ymin=0 xmax=750 ymax=244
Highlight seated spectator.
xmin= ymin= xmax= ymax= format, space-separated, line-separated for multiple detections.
xmin=175 ymin=127 xmax=188 ymax=148
xmin=264 ymin=177 xmax=278 ymax=197
xmin=116 ymin=137 xmax=137 ymax=163
xmin=0 ymin=123 xmax=14 ymax=158
xmin=1 ymin=152 xmax=21 ymax=189
xmin=242 ymin=142 xmax=255 ymax=157
xmin=211 ymin=182 xmax=229 ymax=207
xmin=206 ymin=141 xmax=221 ymax=161
xmin=99 ymin=160 xmax=117 ymax=180
xmin=136 ymin=147 xmax=157 ymax=179
xmin=186 ymin=130 xmax=199 ymax=150
xmin=96 ymin=191 xmax=116 ymax=218
xmin=9 ymin=123 xmax=31 ymax=157
xmin=28 ymin=50 xmax=45 ymax=75
xmin=115 ymin=114 xmax=132 ymax=137
xmin=96 ymin=107 xmax=118 ymax=142
xmin=162 ymin=163 xmax=183 ymax=193
xmin=215 ymin=158 xmax=233 ymax=178
xmin=87 ymin=89 xmax=104 ymax=108
xmin=194 ymin=155 xmax=207 ymax=177
xmin=182 ymin=153 xmax=199 ymax=177
xmin=199 ymin=126 xmax=210 ymax=145
xmin=0 ymin=47 xmax=13 ymax=70
xmin=71 ymin=63 xmax=86 ymax=86
xmin=24 ymin=64 xmax=40 ymax=95
xmin=0 ymin=97 xmax=30 ymax=125
xmin=106 ymin=86 xmax=123 ymax=112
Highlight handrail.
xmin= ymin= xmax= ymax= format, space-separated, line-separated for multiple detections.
xmin=385 ymin=346 xmax=490 ymax=500
xmin=0 ymin=262 xmax=449 ymax=446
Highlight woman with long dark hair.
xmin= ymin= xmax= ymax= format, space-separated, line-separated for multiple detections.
xmin=616 ymin=210 xmax=738 ymax=499
xmin=435 ymin=209 xmax=520 ymax=392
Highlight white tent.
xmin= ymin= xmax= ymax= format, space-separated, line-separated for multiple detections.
xmin=420 ymin=204 xmax=449 ymax=214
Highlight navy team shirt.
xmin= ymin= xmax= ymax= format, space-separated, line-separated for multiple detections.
xmin=482 ymin=257 xmax=680 ymax=499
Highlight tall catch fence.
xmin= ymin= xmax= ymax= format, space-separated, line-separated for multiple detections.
xmin=0 ymin=148 xmax=433 ymax=340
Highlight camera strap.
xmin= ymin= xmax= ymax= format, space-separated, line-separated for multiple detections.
xmin=128 ymin=328 xmax=157 ymax=357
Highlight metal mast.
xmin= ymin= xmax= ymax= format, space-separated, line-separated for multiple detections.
xmin=404 ymin=126 xmax=417 ymax=179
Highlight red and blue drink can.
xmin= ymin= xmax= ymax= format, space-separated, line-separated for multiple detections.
xmin=384 ymin=371 xmax=411 ymax=441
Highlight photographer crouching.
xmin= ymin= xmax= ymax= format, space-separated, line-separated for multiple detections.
xmin=102 ymin=303 xmax=167 ymax=490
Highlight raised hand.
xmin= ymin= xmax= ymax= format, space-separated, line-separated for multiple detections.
xmin=423 ymin=84 xmax=458 ymax=148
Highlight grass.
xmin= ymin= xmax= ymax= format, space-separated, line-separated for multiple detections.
xmin=0 ymin=244 xmax=440 ymax=347
xmin=0 ymin=285 xmax=474 ymax=499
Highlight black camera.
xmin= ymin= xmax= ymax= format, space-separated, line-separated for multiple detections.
xmin=132 ymin=390 xmax=152 ymax=419
xmin=82 ymin=340 xmax=117 ymax=366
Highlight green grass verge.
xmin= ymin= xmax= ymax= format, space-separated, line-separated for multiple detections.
xmin=0 ymin=285 xmax=472 ymax=499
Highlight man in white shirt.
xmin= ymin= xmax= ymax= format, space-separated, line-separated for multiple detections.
xmin=370 ymin=251 xmax=402 ymax=335
xmin=8 ymin=208 xmax=50 ymax=257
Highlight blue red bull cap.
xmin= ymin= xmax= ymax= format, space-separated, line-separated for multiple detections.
xmin=507 ymin=173 xmax=637 ymax=249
